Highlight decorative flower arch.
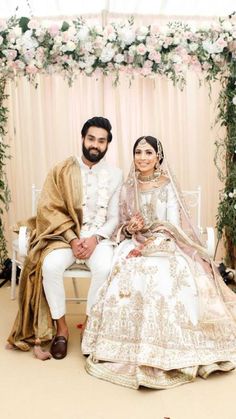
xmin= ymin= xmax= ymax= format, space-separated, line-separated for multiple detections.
xmin=0 ymin=15 xmax=236 ymax=267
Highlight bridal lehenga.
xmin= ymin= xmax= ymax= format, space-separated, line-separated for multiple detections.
xmin=82 ymin=163 xmax=236 ymax=389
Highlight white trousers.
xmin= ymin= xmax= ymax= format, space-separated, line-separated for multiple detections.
xmin=42 ymin=243 xmax=114 ymax=319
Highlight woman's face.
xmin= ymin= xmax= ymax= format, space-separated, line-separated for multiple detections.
xmin=134 ymin=141 xmax=158 ymax=176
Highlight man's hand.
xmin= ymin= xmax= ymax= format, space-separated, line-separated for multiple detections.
xmin=70 ymin=236 xmax=97 ymax=260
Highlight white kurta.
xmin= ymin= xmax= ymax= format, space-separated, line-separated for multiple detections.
xmin=42 ymin=157 xmax=123 ymax=318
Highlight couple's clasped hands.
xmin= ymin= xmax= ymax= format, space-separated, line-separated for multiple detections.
xmin=70 ymin=236 xmax=97 ymax=260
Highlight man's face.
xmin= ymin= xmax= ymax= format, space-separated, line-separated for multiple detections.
xmin=82 ymin=126 xmax=109 ymax=163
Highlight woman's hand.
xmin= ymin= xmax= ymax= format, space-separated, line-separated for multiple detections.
xmin=126 ymin=212 xmax=145 ymax=235
xmin=126 ymin=243 xmax=144 ymax=258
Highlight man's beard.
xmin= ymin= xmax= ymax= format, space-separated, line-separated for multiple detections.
xmin=82 ymin=142 xmax=108 ymax=163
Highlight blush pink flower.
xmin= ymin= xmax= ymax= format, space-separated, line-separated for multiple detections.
xmin=26 ymin=64 xmax=38 ymax=74
xmin=28 ymin=19 xmax=40 ymax=30
xmin=140 ymin=67 xmax=152 ymax=76
xmin=4 ymin=49 xmax=17 ymax=61
xmin=48 ymin=24 xmax=60 ymax=37
xmin=148 ymin=50 xmax=161 ymax=63
xmin=136 ymin=43 xmax=147 ymax=55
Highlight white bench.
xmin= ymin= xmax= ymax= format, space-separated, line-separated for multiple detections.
xmin=10 ymin=184 xmax=215 ymax=300
xmin=10 ymin=185 xmax=91 ymax=300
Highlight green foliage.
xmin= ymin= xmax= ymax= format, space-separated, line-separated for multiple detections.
xmin=215 ymin=62 xmax=236 ymax=266
xmin=19 ymin=16 xmax=30 ymax=33
xmin=0 ymin=77 xmax=10 ymax=268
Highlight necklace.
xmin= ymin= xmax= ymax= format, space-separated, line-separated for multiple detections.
xmin=138 ymin=170 xmax=161 ymax=184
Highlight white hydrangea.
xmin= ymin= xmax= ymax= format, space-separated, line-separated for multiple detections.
xmin=77 ymin=27 xmax=89 ymax=41
xmin=65 ymin=41 xmax=76 ymax=52
xmin=100 ymin=45 xmax=115 ymax=62
xmin=222 ymin=21 xmax=232 ymax=32
xmin=118 ymin=27 xmax=135 ymax=46
xmin=114 ymin=53 xmax=124 ymax=63
xmin=189 ymin=42 xmax=198 ymax=52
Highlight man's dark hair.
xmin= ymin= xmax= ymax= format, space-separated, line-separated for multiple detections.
xmin=81 ymin=117 xmax=112 ymax=142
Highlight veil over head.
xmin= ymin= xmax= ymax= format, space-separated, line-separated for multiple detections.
xmin=119 ymin=137 xmax=204 ymax=247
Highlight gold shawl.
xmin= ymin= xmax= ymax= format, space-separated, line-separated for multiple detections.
xmin=8 ymin=156 xmax=83 ymax=351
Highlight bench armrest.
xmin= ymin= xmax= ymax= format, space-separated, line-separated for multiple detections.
xmin=18 ymin=226 xmax=30 ymax=257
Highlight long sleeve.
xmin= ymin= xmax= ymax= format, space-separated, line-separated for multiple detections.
xmin=62 ymin=228 xmax=77 ymax=243
xmin=95 ymin=170 xmax=123 ymax=238
xmin=166 ymin=184 xmax=180 ymax=227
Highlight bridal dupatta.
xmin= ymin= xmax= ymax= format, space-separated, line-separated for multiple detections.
xmin=82 ymin=158 xmax=236 ymax=389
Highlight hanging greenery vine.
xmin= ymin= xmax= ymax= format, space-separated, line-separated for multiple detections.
xmin=0 ymin=14 xmax=236 ymax=266
xmin=0 ymin=76 xmax=10 ymax=268
xmin=215 ymin=60 xmax=236 ymax=267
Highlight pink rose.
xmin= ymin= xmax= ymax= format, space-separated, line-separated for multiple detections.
xmin=148 ymin=50 xmax=161 ymax=63
xmin=136 ymin=43 xmax=147 ymax=55
xmin=4 ymin=49 xmax=17 ymax=61
xmin=48 ymin=24 xmax=60 ymax=37
xmin=26 ymin=64 xmax=38 ymax=74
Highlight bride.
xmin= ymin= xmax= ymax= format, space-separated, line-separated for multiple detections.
xmin=82 ymin=136 xmax=236 ymax=389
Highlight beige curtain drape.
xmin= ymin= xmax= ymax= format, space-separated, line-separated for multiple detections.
xmin=4 ymin=71 xmax=223 ymax=257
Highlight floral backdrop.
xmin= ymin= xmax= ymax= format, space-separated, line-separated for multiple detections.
xmin=0 ymin=15 xmax=236 ymax=266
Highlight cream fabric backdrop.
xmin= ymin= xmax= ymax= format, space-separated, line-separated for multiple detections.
xmin=4 ymin=71 xmax=223 ymax=256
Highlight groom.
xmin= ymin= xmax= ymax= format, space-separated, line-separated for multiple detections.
xmin=8 ymin=116 xmax=122 ymax=360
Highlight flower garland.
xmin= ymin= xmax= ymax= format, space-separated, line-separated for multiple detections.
xmin=81 ymin=168 xmax=110 ymax=231
xmin=0 ymin=16 xmax=235 ymax=85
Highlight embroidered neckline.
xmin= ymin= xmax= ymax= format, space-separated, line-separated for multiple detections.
xmin=81 ymin=168 xmax=110 ymax=230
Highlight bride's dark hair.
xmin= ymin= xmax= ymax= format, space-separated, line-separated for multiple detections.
xmin=133 ymin=136 xmax=164 ymax=164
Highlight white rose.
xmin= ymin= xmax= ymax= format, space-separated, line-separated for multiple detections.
xmin=189 ymin=42 xmax=198 ymax=52
xmin=85 ymin=55 xmax=95 ymax=66
xmin=118 ymin=27 xmax=135 ymax=45
xmin=100 ymin=46 xmax=115 ymax=63
xmin=137 ymin=26 xmax=149 ymax=36
xmin=68 ymin=26 xmax=76 ymax=37
xmin=232 ymin=96 xmax=236 ymax=105
xmin=114 ymin=53 xmax=124 ymax=63
xmin=222 ymin=21 xmax=232 ymax=32
xmin=84 ymin=66 xmax=93 ymax=74
xmin=173 ymin=37 xmax=180 ymax=45
xmin=54 ymin=35 xmax=62 ymax=45
xmin=202 ymin=40 xmax=215 ymax=54
xmin=66 ymin=41 xmax=76 ymax=51
xmin=77 ymin=27 xmax=89 ymax=41
xmin=12 ymin=27 xmax=22 ymax=38
xmin=128 ymin=45 xmax=136 ymax=56
xmin=171 ymin=54 xmax=182 ymax=64
xmin=0 ymin=20 xmax=7 ymax=31
xmin=84 ymin=42 xmax=93 ymax=52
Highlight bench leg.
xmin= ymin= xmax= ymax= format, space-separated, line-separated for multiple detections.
xmin=72 ymin=277 xmax=80 ymax=303
xmin=11 ymin=249 xmax=17 ymax=300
